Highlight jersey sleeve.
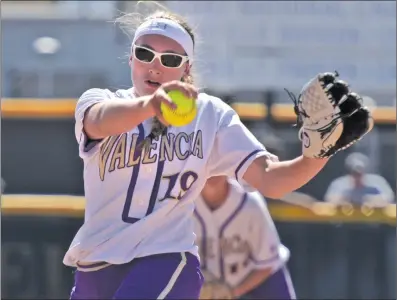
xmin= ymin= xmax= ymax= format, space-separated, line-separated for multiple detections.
xmin=207 ymin=105 xmax=270 ymax=182
xmin=75 ymin=88 xmax=111 ymax=159
xmin=248 ymin=193 xmax=283 ymax=270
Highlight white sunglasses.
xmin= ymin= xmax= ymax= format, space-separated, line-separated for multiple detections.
xmin=132 ymin=45 xmax=190 ymax=68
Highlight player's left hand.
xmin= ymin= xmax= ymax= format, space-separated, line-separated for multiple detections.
xmin=200 ymin=281 xmax=234 ymax=300
xmin=211 ymin=281 xmax=234 ymax=299
xmin=200 ymin=270 xmax=234 ymax=299
xmin=285 ymin=71 xmax=373 ymax=159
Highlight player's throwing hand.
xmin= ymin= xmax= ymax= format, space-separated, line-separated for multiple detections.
xmin=149 ymin=81 xmax=198 ymax=125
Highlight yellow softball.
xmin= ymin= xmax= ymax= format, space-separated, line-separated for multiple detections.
xmin=161 ymin=90 xmax=197 ymax=127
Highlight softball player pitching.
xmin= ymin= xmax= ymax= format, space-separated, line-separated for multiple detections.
xmin=194 ymin=176 xmax=295 ymax=299
xmin=64 ymin=2 xmax=373 ymax=299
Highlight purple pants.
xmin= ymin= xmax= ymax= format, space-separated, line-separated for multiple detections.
xmin=241 ymin=267 xmax=296 ymax=300
xmin=70 ymin=252 xmax=203 ymax=299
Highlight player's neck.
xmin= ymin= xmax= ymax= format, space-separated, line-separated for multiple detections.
xmin=201 ymin=181 xmax=230 ymax=211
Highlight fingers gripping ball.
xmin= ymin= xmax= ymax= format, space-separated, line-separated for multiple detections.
xmin=161 ymin=90 xmax=197 ymax=127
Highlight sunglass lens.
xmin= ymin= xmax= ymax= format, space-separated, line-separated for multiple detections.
xmin=161 ymin=54 xmax=183 ymax=68
xmin=135 ymin=47 xmax=155 ymax=63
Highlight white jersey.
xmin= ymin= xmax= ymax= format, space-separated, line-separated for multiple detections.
xmin=63 ymin=88 xmax=270 ymax=268
xmin=193 ymin=180 xmax=290 ymax=287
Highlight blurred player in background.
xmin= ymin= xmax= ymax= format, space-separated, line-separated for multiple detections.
xmin=194 ymin=176 xmax=295 ymax=300
xmin=63 ymin=1 xmax=372 ymax=299
xmin=194 ymin=138 xmax=295 ymax=300
xmin=325 ymin=152 xmax=394 ymax=206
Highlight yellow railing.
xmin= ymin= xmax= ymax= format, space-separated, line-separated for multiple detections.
xmin=1 ymin=99 xmax=76 ymax=118
xmin=1 ymin=99 xmax=396 ymax=124
xmin=1 ymin=194 xmax=395 ymax=224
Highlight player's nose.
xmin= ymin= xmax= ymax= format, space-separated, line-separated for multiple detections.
xmin=149 ymin=68 xmax=161 ymax=76
xmin=149 ymin=57 xmax=163 ymax=73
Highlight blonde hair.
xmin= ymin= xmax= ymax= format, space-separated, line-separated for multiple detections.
xmin=115 ymin=2 xmax=197 ymax=150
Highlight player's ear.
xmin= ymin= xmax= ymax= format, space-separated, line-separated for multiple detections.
xmin=129 ymin=55 xmax=133 ymax=67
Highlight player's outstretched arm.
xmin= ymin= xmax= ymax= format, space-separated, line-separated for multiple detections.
xmin=82 ymin=81 xmax=197 ymax=140
xmin=244 ymin=72 xmax=373 ymax=200
xmin=244 ymin=156 xmax=327 ymax=199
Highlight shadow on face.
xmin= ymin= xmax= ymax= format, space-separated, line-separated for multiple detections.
xmin=130 ymin=34 xmax=190 ymax=96
xmin=204 ymin=176 xmax=228 ymax=191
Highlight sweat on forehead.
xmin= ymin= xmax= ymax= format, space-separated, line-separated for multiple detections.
xmin=132 ymin=18 xmax=194 ymax=61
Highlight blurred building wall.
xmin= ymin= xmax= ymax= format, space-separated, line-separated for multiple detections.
xmin=2 ymin=1 xmax=396 ymax=106
xmin=2 ymin=19 xmax=131 ymax=98
xmin=165 ymin=1 xmax=396 ymax=101
xmin=1 ymin=1 xmax=115 ymax=20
